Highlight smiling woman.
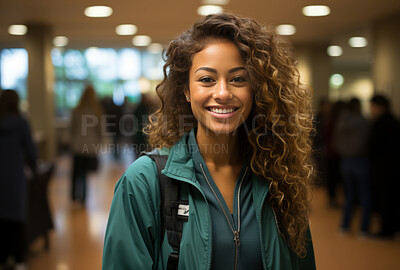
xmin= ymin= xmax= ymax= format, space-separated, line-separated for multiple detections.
xmin=103 ymin=13 xmax=315 ymax=270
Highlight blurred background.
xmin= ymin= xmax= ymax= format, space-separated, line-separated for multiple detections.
xmin=0 ymin=0 xmax=400 ymax=269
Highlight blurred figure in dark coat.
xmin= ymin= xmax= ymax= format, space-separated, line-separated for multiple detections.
xmin=369 ymin=94 xmax=400 ymax=238
xmin=334 ymin=98 xmax=370 ymax=234
xmin=323 ymin=101 xmax=345 ymax=208
xmin=0 ymin=89 xmax=37 ymax=270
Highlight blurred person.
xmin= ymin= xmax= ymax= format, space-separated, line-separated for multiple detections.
xmin=131 ymin=93 xmax=155 ymax=157
xmin=103 ymin=13 xmax=315 ymax=269
xmin=369 ymin=94 xmax=400 ymax=238
xmin=312 ymin=98 xmax=331 ymax=186
xmin=323 ymin=101 xmax=345 ymax=208
xmin=69 ymin=85 xmax=103 ymax=204
xmin=101 ymin=96 xmax=123 ymax=161
xmin=333 ymin=98 xmax=370 ymax=235
xmin=119 ymin=96 xmax=136 ymax=143
xmin=0 ymin=89 xmax=37 ymax=270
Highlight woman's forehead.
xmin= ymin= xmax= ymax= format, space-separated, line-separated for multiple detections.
xmin=191 ymin=41 xmax=244 ymax=70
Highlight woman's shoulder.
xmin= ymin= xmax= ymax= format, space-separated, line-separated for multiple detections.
xmin=0 ymin=115 xmax=30 ymax=131
xmin=117 ymin=155 xmax=160 ymax=193
xmin=125 ymin=155 xmax=157 ymax=178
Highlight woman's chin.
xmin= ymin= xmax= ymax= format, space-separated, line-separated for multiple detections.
xmin=202 ymin=125 xmax=240 ymax=136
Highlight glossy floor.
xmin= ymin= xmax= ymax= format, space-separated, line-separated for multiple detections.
xmin=27 ymin=153 xmax=400 ymax=270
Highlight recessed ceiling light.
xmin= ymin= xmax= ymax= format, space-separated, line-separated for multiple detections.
xmin=53 ymin=36 xmax=69 ymax=47
xmin=147 ymin=43 xmax=164 ymax=53
xmin=327 ymin=45 xmax=343 ymax=57
xmin=132 ymin=35 xmax=152 ymax=47
xmin=348 ymin=37 xmax=368 ymax=48
xmin=8 ymin=24 xmax=28 ymax=35
xmin=115 ymin=24 xmax=138 ymax=35
xmin=84 ymin=6 xmax=113 ymax=18
xmin=302 ymin=5 xmax=331 ymax=17
xmin=197 ymin=5 xmax=223 ymax=16
xmin=276 ymin=24 xmax=296 ymax=36
xmin=201 ymin=0 xmax=229 ymax=5
xmin=330 ymin=74 xmax=344 ymax=88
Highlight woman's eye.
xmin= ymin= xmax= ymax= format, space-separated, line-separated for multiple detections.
xmin=199 ymin=77 xmax=215 ymax=83
xmin=231 ymin=76 xmax=246 ymax=83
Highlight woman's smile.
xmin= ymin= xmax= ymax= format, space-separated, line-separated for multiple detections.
xmin=206 ymin=106 xmax=239 ymax=119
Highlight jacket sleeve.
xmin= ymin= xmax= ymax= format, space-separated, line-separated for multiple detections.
xmin=102 ymin=156 xmax=162 ymax=270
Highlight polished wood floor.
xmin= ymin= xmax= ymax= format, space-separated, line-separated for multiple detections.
xmin=27 ymin=151 xmax=400 ymax=270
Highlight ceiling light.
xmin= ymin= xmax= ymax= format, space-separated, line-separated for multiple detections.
xmin=88 ymin=47 xmax=98 ymax=50
xmin=8 ymin=24 xmax=28 ymax=35
xmin=348 ymin=37 xmax=368 ymax=48
xmin=53 ymin=36 xmax=69 ymax=47
xmin=115 ymin=24 xmax=138 ymax=35
xmin=132 ymin=35 xmax=152 ymax=47
xmin=197 ymin=5 xmax=223 ymax=16
xmin=330 ymin=74 xmax=344 ymax=88
xmin=327 ymin=45 xmax=343 ymax=57
xmin=84 ymin=6 xmax=113 ymax=18
xmin=302 ymin=5 xmax=331 ymax=17
xmin=147 ymin=43 xmax=164 ymax=53
xmin=201 ymin=0 xmax=229 ymax=5
xmin=276 ymin=24 xmax=296 ymax=36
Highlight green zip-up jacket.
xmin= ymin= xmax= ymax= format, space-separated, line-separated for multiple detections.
xmin=102 ymin=133 xmax=316 ymax=270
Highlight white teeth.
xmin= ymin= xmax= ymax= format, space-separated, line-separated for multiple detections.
xmin=210 ymin=108 xmax=235 ymax=114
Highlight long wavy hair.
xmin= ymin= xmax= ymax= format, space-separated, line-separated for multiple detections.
xmin=145 ymin=13 xmax=314 ymax=257
xmin=74 ymin=85 xmax=103 ymax=118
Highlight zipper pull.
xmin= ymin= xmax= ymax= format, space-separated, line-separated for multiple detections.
xmin=233 ymin=231 xmax=240 ymax=247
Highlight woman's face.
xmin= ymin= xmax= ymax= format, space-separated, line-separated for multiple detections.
xmin=186 ymin=40 xmax=253 ymax=136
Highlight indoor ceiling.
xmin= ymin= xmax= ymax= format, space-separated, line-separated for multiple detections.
xmin=0 ymin=0 xmax=400 ymax=49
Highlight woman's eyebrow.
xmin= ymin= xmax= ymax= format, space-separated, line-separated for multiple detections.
xmin=229 ymin=66 xmax=245 ymax=74
xmin=195 ymin=67 xmax=217 ymax=74
xmin=195 ymin=66 xmax=245 ymax=74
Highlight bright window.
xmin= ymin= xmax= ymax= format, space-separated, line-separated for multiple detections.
xmin=0 ymin=48 xmax=28 ymax=100
xmin=53 ymin=47 xmax=164 ymax=117
xmin=1 ymin=47 xmax=164 ymax=117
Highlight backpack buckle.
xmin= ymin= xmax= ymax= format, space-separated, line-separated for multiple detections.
xmin=167 ymin=249 xmax=180 ymax=270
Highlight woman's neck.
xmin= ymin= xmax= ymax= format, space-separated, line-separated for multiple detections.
xmin=195 ymin=128 xmax=241 ymax=167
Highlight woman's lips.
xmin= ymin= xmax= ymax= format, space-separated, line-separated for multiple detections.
xmin=206 ymin=106 xmax=239 ymax=119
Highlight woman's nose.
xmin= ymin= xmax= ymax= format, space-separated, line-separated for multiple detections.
xmin=212 ymin=81 xmax=233 ymax=102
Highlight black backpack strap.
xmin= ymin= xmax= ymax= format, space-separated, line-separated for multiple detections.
xmin=140 ymin=151 xmax=188 ymax=270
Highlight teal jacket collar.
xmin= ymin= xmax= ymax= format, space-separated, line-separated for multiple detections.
xmin=160 ymin=130 xmax=270 ymax=209
xmin=160 ymin=132 xmax=197 ymax=183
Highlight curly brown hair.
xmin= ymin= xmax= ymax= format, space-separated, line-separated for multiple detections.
xmin=145 ymin=13 xmax=314 ymax=257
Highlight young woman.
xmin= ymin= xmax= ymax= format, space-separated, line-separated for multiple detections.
xmin=103 ymin=13 xmax=315 ymax=270
xmin=70 ymin=85 xmax=103 ymax=204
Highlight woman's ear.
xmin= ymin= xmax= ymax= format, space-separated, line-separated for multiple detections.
xmin=184 ymin=89 xmax=190 ymax=102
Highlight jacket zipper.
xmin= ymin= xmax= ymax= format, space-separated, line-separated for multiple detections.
xmin=200 ymin=164 xmax=248 ymax=270
xmin=272 ymin=208 xmax=281 ymax=235
xmin=257 ymin=199 xmax=267 ymax=270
